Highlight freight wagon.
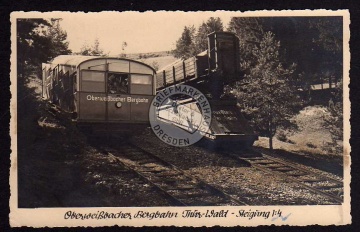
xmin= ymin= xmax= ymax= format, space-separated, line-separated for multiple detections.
xmin=155 ymin=32 xmax=258 ymax=147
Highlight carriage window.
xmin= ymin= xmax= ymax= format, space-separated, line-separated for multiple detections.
xmin=131 ymin=74 xmax=152 ymax=85
xmin=81 ymin=70 xmax=105 ymax=92
xmin=108 ymin=73 xmax=129 ymax=94
xmin=131 ymin=74 xmax=152 ymax=95
xmin=82 ymin=71 xmax=104 ymax=81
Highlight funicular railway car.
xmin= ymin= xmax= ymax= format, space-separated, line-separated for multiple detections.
xmin=156 ymin=32 xmax=258 ymax=147
xmin=42 ymin=56 xmax=156 ymax=134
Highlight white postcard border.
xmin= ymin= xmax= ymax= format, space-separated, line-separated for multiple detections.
xmin=9 ymin=10 xmax=351 ymax=227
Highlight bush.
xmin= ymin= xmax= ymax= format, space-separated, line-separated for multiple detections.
xmin=287 ymin=139 xmax=296 ymax=144
xmin=323 ymin=143 xmax=334 ymax=154
xmin=306 ymin=142 xmax=317 ymax=148
xmin=151 ymin=61 xmax=160 ymax=72
xmin=276 ymin=131 xmax=288 ymax=142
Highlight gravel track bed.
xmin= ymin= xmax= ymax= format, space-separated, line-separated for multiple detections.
xmin=132 ymin=130 xmax=340 ymax=205
xmin=131 ymin=131 xmax=246 ymax=170
xmin=254 ymin=147 xmax=343 ymax=181
xmin=266 ymin=154 xmax=343 ymax=182
xmin=80 ymin=146 xmax=172 ymax=207
xmin=188 ymin=166 xmax=336 ymax=205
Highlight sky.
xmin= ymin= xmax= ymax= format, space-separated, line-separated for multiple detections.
xmin=59 ymin=12 xmax=235 ymax=56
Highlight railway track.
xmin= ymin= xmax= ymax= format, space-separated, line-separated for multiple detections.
xmin=42 ymin=100 xmax=343 ymax=205
xmin=225 ymin=151 xmax=343 ymax=204
xmin=99 ymin=143 xmax=247 ymax=206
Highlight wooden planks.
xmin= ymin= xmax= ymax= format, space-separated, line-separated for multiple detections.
xmin=156 ymin=57 xmax=198 ymax=89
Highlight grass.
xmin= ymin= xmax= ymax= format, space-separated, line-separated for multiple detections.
xmin=254 ymin=105 xmax=342 ymax=156
xmin=137 ymin=55 xmax=178 ymax=70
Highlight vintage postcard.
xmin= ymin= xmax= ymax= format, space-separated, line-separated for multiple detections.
xmin=10 ymin=10 xmax=351 ymax=227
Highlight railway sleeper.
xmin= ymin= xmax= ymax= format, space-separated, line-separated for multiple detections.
xmin=135 ymin=168 xmax=165 ymax=173
xmin=287 ymin=173 xmax=308 ymax=177
xmin=272 ymin=167 xmax=294 ymax=172
xmin=165 ymin=185 xmax=199 ymax=190
xmin=154 ymin=179 xmax=178 ymax=185
xmin=323 ymin=183 xmax=343 ymax=188
xmin=252 ymin=161 xmax=278 ymax=165
xmin=155 ymin=171 xmax=183 ymax=177
xmin=168 ymin=187 xmax=208 ymax=194
xmin=319 ymin=185 xmax=343 ymax=190
xmin=265 ymin=165 xmax=288 ymax=169
xmin=319 ymin=186 xmax=343 ymax=193
xmin=300 ymin=178 xmax=326 ymax=183
xmin=174 ymin=191 xmax=214 ymax=199
xmin=244 ymin=157 xmax=265 ymax=160
xmin=137 ymin=160 xmax=159 ymax=168
xmin=137 ymin=160 xmax=159 ymax=165
xmin=320 ymin=191 xmax=343 ymax=199
xmin=155 ymin=176 xmax=191 ymax=183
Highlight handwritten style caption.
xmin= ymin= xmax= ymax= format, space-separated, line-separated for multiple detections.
xmin=64 ymin=209 xmax=290 ymax=221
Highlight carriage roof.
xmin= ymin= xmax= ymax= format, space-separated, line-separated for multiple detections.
xmin=49 ymin=55 xmax=155 ymax=72
xmin=50 ymin=55 xmax=97 ymax=67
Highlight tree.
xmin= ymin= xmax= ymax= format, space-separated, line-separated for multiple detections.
xmin=309 ymin=17 xmax=343 ymax=85
xmin=323 ymin=82 xmax=343 ymax=155
xmin=229 ymin=17 xmax=343 ymax=96
xmin=17 ymin=19 xmax=50 ymax=77
xmin=120 ymin=41 xmax=128 ymax=58
xmin=173 ymin=25 xmax=196 ymax=59
xmin=79 ymin=38 xmax=105 ymax=56
xmin=311 ymin=18 xmax=343 ymax=155
xmin=195 ymin=17 xmax=223 ymax=53
xmin=259 ymin=17 xmax=343 ymax=91
xmin=79 ymin=43 xmax=92 ymax=56
xmin=45 ymin=19 xmax=72 ymax=58
xmin=173 ymin=18 xmax=224 ymax=59
xmin=234 ymin=32 xmax=302 ymax=151
xmin=310 ymin=17 xmax=342 ymax=54
xmin=91 ymin=38 xmax=104 ymax=56
xmin=228 ymin=17 xmax=344 ymax=151
xmin=228 ymin=17 xmax=265 ymax=77
xmin=17 ymin=18 xmax=71 ymax=78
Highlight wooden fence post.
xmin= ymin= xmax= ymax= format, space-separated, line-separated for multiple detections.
xmin=173 ymin=66 xmax=176 ymax=83
xmin=183 ymin=61 xmax=186 ymax=81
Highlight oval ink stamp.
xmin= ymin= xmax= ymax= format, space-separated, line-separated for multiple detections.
xmin=149 ymin=84 xmax=212 ymax=147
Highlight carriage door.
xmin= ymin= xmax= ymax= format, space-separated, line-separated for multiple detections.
xmin=79 ymin=70 xmax=106 ymax=120
xmin=106 ymin=72 xmax=131 ymax=121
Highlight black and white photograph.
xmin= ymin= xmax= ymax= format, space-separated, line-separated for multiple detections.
xmin=9 ymin=10 xmax=350 ymax=227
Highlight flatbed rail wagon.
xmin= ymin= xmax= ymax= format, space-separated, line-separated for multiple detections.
xmin=155 ymin=32 xmax=258 ymax=147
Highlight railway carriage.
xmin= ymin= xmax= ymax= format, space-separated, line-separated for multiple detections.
xmin=42 ymin=56 xmax=156 ymax=134
xmin=42 ymin=32 xmax=257 ymax=146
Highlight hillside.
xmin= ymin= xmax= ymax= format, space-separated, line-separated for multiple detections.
xmin=254 ymin=105 xmax=341 ymax=157
xmin=137 ymin=55 xmax=178 ymax=70
xmin=119 ymin=51 xmax=178 ymax=71
xmin=124 ymin=51 xmax=171 ymax=60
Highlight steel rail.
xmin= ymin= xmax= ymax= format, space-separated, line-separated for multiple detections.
xmin=102 ymin=143 xmax=248 ymax=206
xmin=225 ymin=151 xmax=343 ymax=204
